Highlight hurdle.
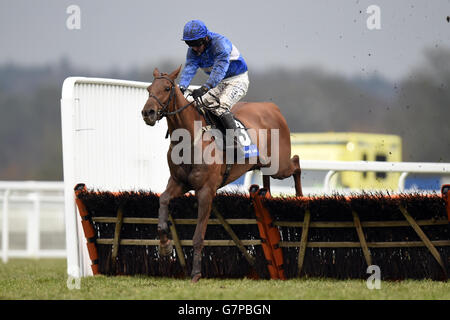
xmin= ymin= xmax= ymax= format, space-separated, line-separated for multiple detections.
xmin=73 ymin=182 xmax=450 ymax=280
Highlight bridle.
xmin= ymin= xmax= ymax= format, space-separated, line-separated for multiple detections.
xmin=148 ymin=76 xmax=196 ymax=119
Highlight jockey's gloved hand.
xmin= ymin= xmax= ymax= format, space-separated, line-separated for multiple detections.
xmin=179 ymin=86 xmax=186 ymax=94
xmin=192 ymin=85 xmax=209 ymax=100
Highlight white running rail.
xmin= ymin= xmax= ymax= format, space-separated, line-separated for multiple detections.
xmin=299 ymin=160 xmax=450 ymax=192
xmin=0 ymin=181 xmax=66 ymax=263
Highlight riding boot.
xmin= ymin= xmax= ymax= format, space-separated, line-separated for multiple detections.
xmin=218 ymin=111 xmax=246 ymax=158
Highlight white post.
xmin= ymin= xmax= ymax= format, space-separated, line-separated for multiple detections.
xmin=2 ymin=189 xmax=10 ymax=263
xmin=324 ymin=170 xmax=336 ymax=193
xmin=243 ymin=171 xmax=254 ymax=190
xmin=61 ymin=85 xmax=82 ymax=277
xmin=27 ymin=193 xmax=40 ymax=259
xmin=398 ymin=172 xmax=409 ymax=192
xmin=61 ymin=78 xmax=93 ymax=277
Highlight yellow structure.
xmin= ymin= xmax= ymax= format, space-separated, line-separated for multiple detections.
xmin=290 ymin=132 xmax=402 ymax=190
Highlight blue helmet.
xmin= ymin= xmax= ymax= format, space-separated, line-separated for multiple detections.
xmin=182 ymin=20 xmax=208 ymax=41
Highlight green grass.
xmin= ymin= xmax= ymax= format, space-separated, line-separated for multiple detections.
xmin=0 ymin=259 xmax=449 ymax=300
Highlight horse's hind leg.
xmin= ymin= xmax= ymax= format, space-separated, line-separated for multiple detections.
xmin=291 ymin=155 xmax=303 ymax=197
xmin=191 ymin=185 xmax=215 ymax=282
xmin=271 ymin=155 xmax=303 ymax=196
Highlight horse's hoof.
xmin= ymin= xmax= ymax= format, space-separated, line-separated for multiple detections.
xmin=158 ymin=239 xmax=173 ymax=257
xmin=191 ymin=273 xmax=202 ymax=283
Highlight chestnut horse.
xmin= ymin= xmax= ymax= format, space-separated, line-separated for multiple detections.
xmin=141 ymin=66 xmax=302 ymax=282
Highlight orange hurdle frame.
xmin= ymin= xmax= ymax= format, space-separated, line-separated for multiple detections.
xmin=74 ymin=183 xmax=99 ymax=275
xmin=249 ymin=185 xmax=286 ymax=280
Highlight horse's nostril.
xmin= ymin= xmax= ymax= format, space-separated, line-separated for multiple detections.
xmin=142 ymin=110 xmax=155 ymax=118
xmin=142 ymin=109 xmax=157 ymax=120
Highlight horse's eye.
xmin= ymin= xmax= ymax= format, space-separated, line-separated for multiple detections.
xmin=165 ymin=87 xmax=171 ymax=92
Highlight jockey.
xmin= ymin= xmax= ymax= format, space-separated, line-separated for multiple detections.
xmin=179 ymin=20 xmax=249 ymax=150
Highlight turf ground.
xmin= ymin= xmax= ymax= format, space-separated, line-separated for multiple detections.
xmin=0 ymin=259 xmax=449 ymax=300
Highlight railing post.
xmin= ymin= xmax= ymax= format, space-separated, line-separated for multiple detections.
xmin=398 ymin=172 xmax=409 ymax=192
xmin=324 ymin=170 xmax=336 ymax=193
xmin=243 ymin=170 xmax=254 ymax=190
xmin=2 ymin=189 xmax=10 ymax=263
xmin=27 ymin=192 xmax=40 ymax=259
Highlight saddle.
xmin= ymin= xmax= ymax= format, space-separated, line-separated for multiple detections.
xmin=200 ymin=108 xmax=232 ymax=145
xmin=197 ymin=107 xmax=258 ymax=158
xmin=200 ymin=107 xmax=259 ymax=188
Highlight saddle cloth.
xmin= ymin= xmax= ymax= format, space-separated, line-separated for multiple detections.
xmin=201 ymin=108 xmax=259 ymax=159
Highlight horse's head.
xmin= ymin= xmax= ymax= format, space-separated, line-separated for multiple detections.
xmin=141 ymin=65 xmax=182 ymax=126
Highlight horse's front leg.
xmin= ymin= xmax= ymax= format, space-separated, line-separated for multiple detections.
xmin=158 ymin=177 xmax=186 ymax=256
xmin=191 ymin=185 xmax=215 ymax=282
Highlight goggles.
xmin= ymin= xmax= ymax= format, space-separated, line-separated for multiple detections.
xmin=185 ymin=39 xmax=204 ymax=47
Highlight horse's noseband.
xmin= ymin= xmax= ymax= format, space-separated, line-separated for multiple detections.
xmin=147 ymin=76 xmax=176 ymax=120
xmin=148 ymin=76 xmax=196 ymax=120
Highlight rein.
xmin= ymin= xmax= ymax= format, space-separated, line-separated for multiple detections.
xmin=149 ymin=76 xmax=196 ymax=119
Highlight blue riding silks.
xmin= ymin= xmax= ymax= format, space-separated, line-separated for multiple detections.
xmin=179 ymin=31 xmax=248 ymax=89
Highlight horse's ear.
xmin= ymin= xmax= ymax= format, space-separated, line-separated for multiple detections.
xmin=153 ymin=67 xmax=160 ymax=78
xmin=169 ymin=65 xmax=182 ymax=80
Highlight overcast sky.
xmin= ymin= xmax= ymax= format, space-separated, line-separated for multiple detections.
xmin=1 ymin=0 xmax=449 ymax=80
